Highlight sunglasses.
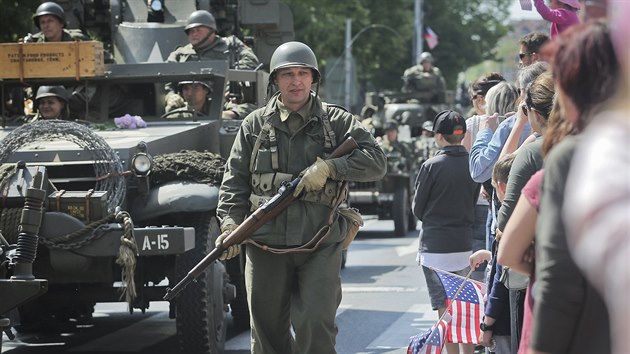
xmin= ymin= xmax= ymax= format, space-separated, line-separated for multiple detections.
xmin=519 ymin=52 xmax=535 ymax=60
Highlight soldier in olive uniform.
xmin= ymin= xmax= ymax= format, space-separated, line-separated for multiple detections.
xmin=24 ymin=2 xmax=89 ymax=43
xmin=164 ymin=10 xmax=259 ymax=119
xmin=162 ymin=79 xmax=217 ymax=119
xmin=415 ymin=120 xmax=440 ymax=163
xmin=33 ymin=85 xmax=70 ymax=120
xmin=216 ymin=41 xmax=387 ymax=354
xmin=380 ymin=121 xmax=414 ymax=171
xmin=401 ymin=52 xmax=447 ymax=102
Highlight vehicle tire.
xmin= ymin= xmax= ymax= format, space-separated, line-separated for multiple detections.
xmin=226 ymin=252 xmax=250 ymax=331
xmin=393 ymin=186 xmax=409 ymax=237
xmin=174 ymin=213 xmax=226 ymax=354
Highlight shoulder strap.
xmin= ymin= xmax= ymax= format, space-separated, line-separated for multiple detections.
xmin=249 ymin=119 xmax=272 ymax=173
xmin=320 ymin=102 xmax=337 ymax=154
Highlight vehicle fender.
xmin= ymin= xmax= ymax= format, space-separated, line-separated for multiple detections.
xmin=130 ymin=181 xmax=219 ymax=221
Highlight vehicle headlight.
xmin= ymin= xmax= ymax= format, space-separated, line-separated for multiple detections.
xmin=132 ymin=153 xmax=152 ymax=175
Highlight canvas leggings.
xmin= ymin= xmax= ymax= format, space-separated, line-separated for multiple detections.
xmin=245 ymin=241 xmax=344 ymax=354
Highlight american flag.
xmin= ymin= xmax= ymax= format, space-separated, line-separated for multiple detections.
xmin=424 ymin=27 xmax=439 ymax=50
xmin=407 ymin=313 xmax=451 ymax=354
xmin=434 ymin=268 xmax=486 ymax=344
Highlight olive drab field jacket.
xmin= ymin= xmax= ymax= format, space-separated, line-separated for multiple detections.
xmin=165 ymin=35 xmax=259 ymax=118
xmin=165 ymin=35 xmax=259 ymax=69
xmin=25 ymin=29 xmax=90 ymax=43
xmin=218 ymin=92 xmax=387 ymax=247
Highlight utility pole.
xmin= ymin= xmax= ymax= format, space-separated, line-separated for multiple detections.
xmin=344 ymin=18 xmax=352 ymax=110
xmin=414 ymin=0 xmax=423 ymax=65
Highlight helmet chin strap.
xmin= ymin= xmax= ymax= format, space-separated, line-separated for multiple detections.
xmin=192 ymin=31 xmax=215 ymax=51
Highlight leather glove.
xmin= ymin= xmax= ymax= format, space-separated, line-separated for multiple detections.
xmin=165 ymin=93 xmax=185 ymax=112
xmin=294 ymin=157 xmax=331 ymax=197
xmin=215 ymin=224 xmax=240 ymax=261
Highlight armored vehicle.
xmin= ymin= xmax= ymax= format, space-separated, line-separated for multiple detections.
xmin=0 ymin=1 xmax=294 ymax=352
xmin=351 ymin=80 xmax=452 ymax=236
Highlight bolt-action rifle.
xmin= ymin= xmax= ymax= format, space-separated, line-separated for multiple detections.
xmin=164 ymin=136 xmax=359 ymax=300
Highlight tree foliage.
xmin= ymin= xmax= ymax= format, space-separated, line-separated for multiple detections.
xmin=283 ymin=0 xmax=511 ymax=91
xmin=0 ymin=0 xmax=40 ymax=43
xmin=0 ymin=0 xmax=512 ymax=92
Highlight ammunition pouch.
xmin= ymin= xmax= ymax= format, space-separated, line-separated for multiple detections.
xmin=249 ymin=172 xmax=293 ymax=211
xmin=250 ymin=173 xmax=344 ymax=211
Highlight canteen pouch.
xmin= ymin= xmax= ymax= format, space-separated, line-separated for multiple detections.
xmin=338 ymin=207 xmax=363 ymax=250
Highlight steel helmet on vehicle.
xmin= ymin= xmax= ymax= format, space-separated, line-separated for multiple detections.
xmin=36 ymin=85 xmax=69 ymax=103
xmin=384 ymin=121 xmax=399 ymax=131
xmin=177 ymin=80 xmax=212 ymax=91
xmin=184 ymin=10 xmax=217 ymax=33
xmin=33 ymin=2 xmax=66 ymax=29
xmin=419 ymin=52 xmax=434 ymax=64
xmin=269 ymin=41 xmax=320 ymax=83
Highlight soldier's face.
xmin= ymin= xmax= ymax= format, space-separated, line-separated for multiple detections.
xmin=182 ymin=83 xmax=209 ymax=109
xmin=275 ymin=67 xmax=313 ymax=111
xmin=385 ymin=129 xmax=397 ymax=142
xmin=38 ymin=15 xmax=64 ymax=42
xmin=187 ymin=26 xmax=215 ymax=47
xmin=38 ymin=97 xmax=64 ymax=119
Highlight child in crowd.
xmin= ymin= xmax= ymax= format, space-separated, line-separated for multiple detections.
xmin=413 ymin=110 xmax=480 ymax=354
xmin=533 ymin=0 xmax=580 ymax=40
xmin=470 ymin=153 xmax=516 ymax=354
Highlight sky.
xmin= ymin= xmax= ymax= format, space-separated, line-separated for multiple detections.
xmin=510 ymin=1 xmax=541 ymax=20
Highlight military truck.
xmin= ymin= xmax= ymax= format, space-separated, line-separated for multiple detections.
xmin=351 ymin=76 xmax=452 ymax=237
xmin=0 ymin=1 xmax=294 ymax=353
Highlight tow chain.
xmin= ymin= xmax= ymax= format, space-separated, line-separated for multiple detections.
xmin=38 ymin=208 xmax=138 ymax=306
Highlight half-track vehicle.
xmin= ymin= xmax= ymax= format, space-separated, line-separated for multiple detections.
xmin=351 ymin=79 xmax=452 ymax=236
xmin=0 ymin=0 xmax=294 ymax=352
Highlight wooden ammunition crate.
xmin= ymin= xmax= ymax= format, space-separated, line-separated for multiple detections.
xmin=0 ymin=41 xmax=105 ymax=80
xmin=47 ymin=190 xmax=108 ymax=223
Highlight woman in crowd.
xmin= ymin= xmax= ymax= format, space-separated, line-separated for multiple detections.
xmin=562 ymin=8 xmax=629 ymax=351
xmin=528 ymin=20 xmax=619 ymax=354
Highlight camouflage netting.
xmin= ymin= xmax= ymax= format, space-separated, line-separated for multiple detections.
xmin=0 ymin=120 xmax=126 ymax=212
xmin=150 ymin=150 xmax=226 ymax=187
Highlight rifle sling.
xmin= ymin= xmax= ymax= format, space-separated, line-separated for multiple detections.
xmin=245 ymin=181 xmax=348 ymax=254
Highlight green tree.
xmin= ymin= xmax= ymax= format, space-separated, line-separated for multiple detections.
xmin=282 ymin=0 xmax=511 ymax=91
xmin=0 ymin=0 xmax=40 ymax=43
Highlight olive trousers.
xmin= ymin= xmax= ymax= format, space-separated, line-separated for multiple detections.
xmin=245 ymin=241 xmax=343 ymax=354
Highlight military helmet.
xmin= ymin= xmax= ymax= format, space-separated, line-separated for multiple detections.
xmin=178 ymin=80 xmax=212 ymax=91
xmin=422 ymin=120 xmax=434 ymax=132
xmin=269 ymin=41 xmax=320 ymax=83
xmin=384 ymin=121 xmax=399 ymax=132
xmin=419 ymin=52 xmax=434 ymax=64
xmin=33 ymin=2 xmax=66 ymax=29
xmin=36 ymin=85 xmax=69 ymax=103
xmin=185 ymin=10 xmax=217 ymax=33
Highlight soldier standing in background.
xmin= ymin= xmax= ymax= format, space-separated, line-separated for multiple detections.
xmin=414 ymin=120 xmax=439 ymax=165
xmin=216 ymin=41 xmax=386 ymax=354
xmin=401 ymin=52 xmax=447 ymax=103
xmin=164 ymin=10 xmax=260 ymax=119
xmin=380 ymin=121 xmax=414 ymax=171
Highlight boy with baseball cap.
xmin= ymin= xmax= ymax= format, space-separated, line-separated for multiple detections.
xmin=412 ymin=109 xmax=481 ymax=353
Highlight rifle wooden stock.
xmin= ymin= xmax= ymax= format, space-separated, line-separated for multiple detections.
xmin=164 ymin=136 xmax=359 ymax=300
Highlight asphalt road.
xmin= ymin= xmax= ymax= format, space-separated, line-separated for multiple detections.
xmin=2 ymin=217 xmax=439 ymax=354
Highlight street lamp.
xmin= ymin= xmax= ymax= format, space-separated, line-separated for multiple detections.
xmin=325 ymin=22 xmax=403 ymax=111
